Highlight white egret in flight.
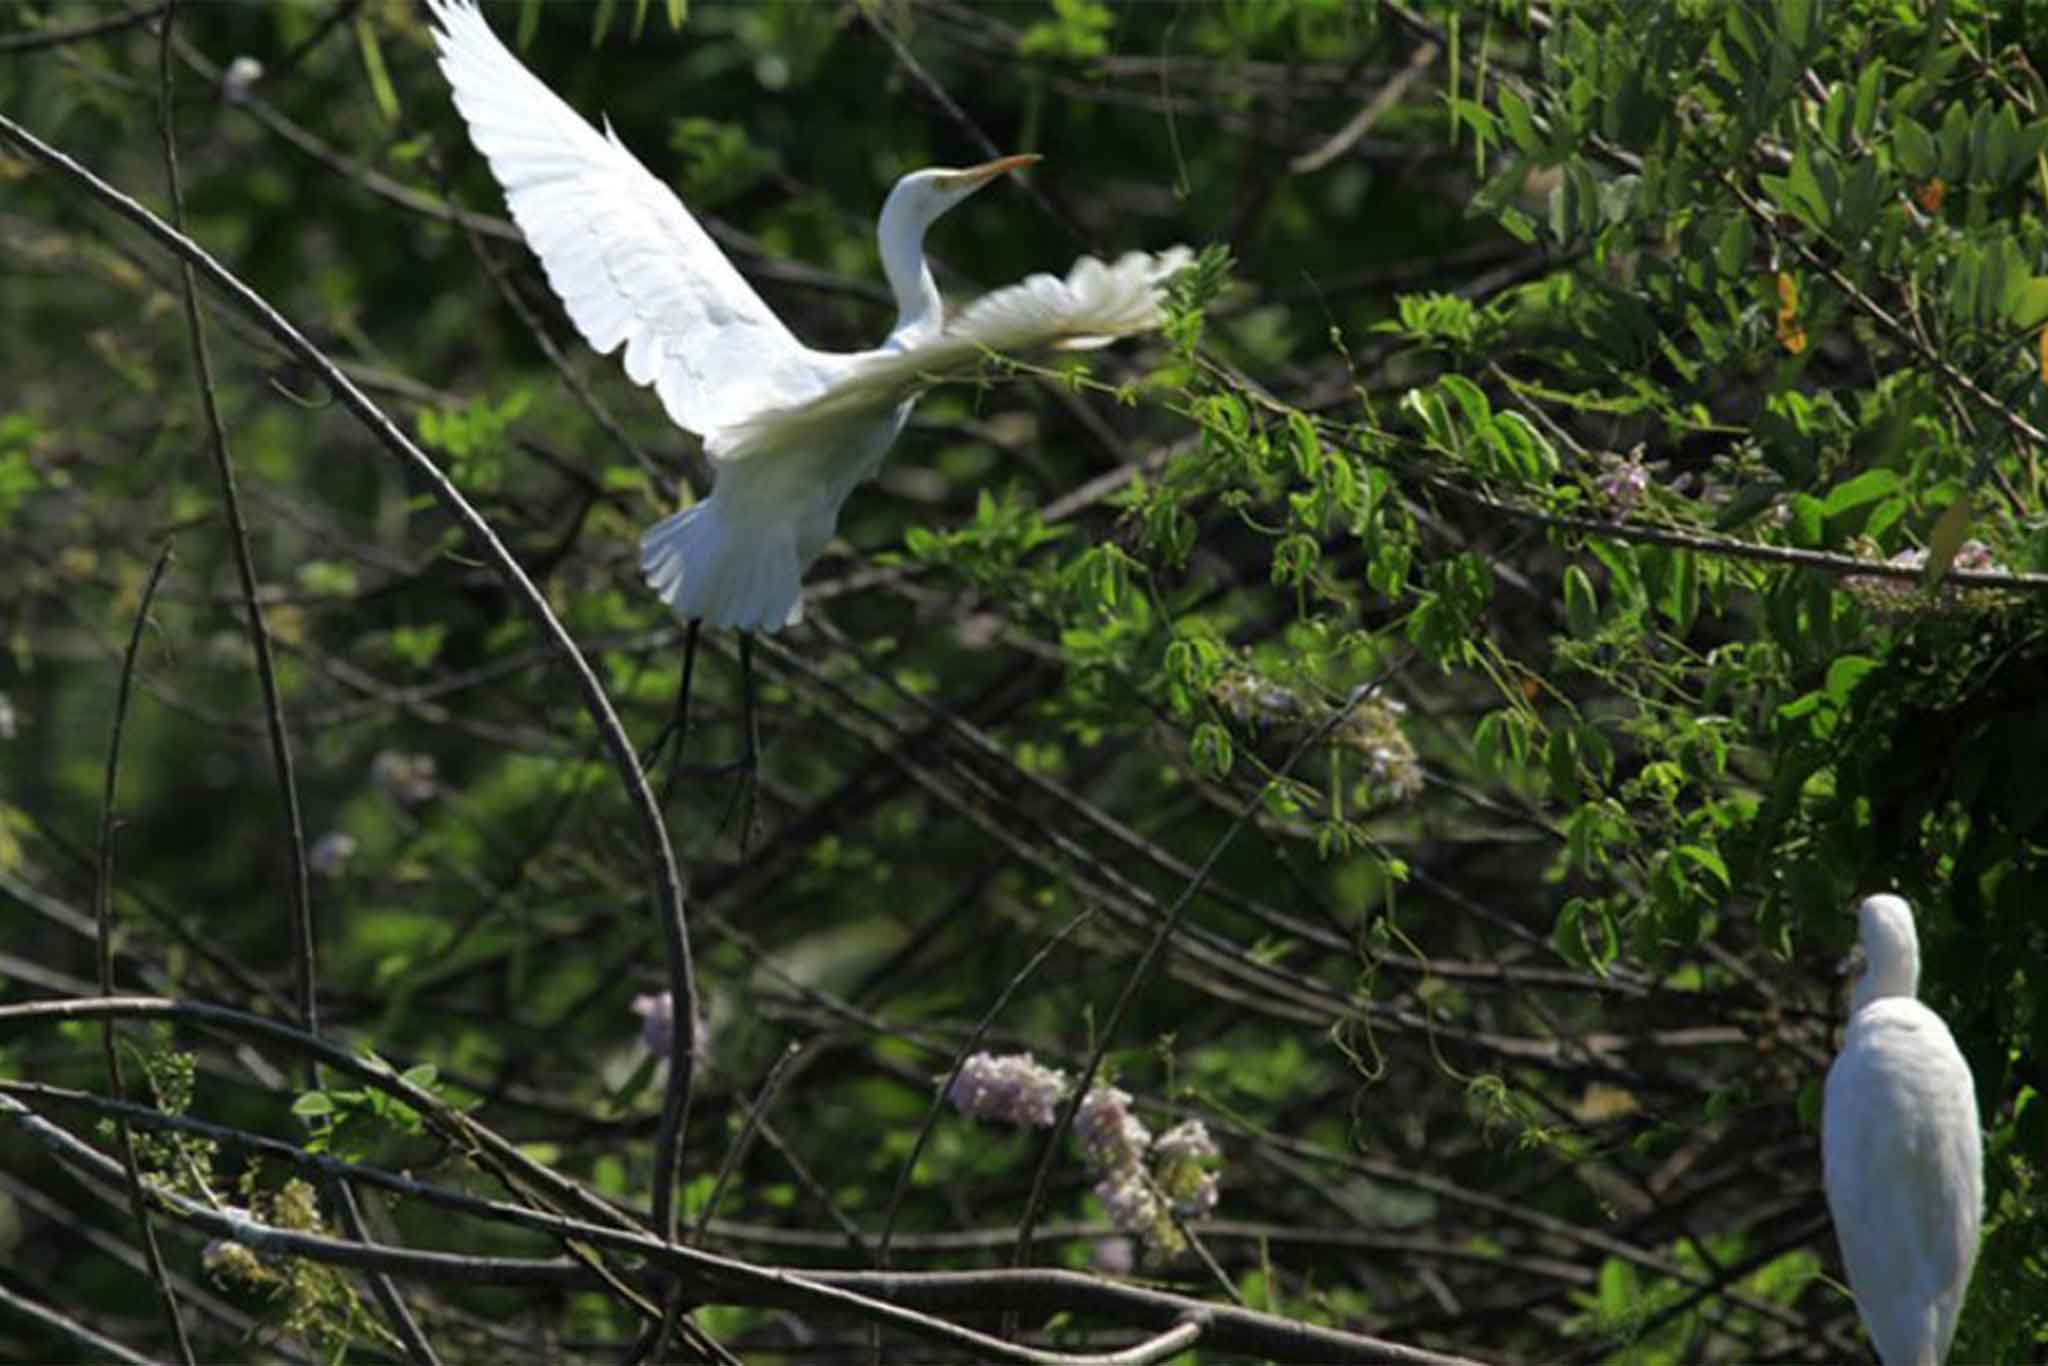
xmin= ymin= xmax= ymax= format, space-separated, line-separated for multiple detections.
xmin=1823 ymin=893 xmax=1983 ymax=1365
xmin=427 ymin=0 xmax=1188 ymax=636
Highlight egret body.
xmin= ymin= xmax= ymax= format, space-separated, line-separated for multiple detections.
xmin=429 ymin=0 xmax=1187 ymax=631
xmin=1823 ymin=893 xmax=1982 ymax=1365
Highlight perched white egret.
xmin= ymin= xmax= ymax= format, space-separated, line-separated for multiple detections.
xmin=1823 ymin=893 xmax=1983 ymax=1366
xmin=428 ymin=0 xmax=1188 ymax=632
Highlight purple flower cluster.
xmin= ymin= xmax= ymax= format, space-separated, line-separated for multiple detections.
xmin=308 ymin=832 xmax=357 ymax=877
xmin=1074 ymin=1087 xmax=1218 ymax=1256
xmin=370 ymin=750 xmax=437 ymax=807
xmin=1332 ymin=695 xmax=1423 ymax=801
xmin=1074 ymin=1084 xmax=1152 ymax=1169
xmin=1212 ymin=671 xmax=1303 ymax=726
xmin=942 ymin=1053 xmax=1224 ymax=1260
xmin=945 ymin=1051 xmax=1069 ymax=1128
xmin=1152 ymin=1119 xmax=1221 ymax=1218
xmin=1092 ymin=1165 xmax=1169 ymax=1250
xmin=629 ymin=991 xmax=710 ymax=1067
xmin=1594 ymin=447 xmax=1656 ymax=515
xmin=1211 ymin=672 xmax=1426 ymax=805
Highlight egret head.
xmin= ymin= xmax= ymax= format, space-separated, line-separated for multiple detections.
xmin=880 ymin=154 xmax=1040 ymax=237
xmin=1849 ymin=893 xmax=1922 ymax=1011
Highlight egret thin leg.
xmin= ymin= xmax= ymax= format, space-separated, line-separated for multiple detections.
xmin=729 ymin=631 xmax=761 ymax=854
xmin=644 ymin=619 xmax=703 ymax=806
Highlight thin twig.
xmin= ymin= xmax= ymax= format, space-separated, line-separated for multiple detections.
xmin=94 ymin=541 xmax=194 ymax=1366
xmin=1009 ymin=657 xmax=1414 ymax=1270
xmin=0 ymin=1077 xmax=1481 ymax=1366
xmin=156 ymin=17 xmax=441 ymax=1356
xmin=0 ymin=109 xmax=703 ymax=1246
xmin=859 ymin=6 xmax=1088 ymax=248
xmin=0 ymin=1 xmax=165 ymax=55
xmin=0 ymin=1282 xmax=160 ymax=1366
xmin=1291 ymin=40 xmax=1442 ymax=174
xmin=876 ymin=902 xmax=1098 ymax=1269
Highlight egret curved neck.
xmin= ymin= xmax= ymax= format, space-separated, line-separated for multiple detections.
xmin=878 ymin=201 xmax=943 ymax=347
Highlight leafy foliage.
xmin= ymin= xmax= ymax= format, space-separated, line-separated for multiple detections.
xmin=2 ymin=0 xmax=2046 ymax=1362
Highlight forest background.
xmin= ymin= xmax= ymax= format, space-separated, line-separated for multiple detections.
xmin=1 ymin=0 xmax=2045 ymax=1362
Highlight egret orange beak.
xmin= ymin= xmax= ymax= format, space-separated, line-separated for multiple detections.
xmin=946 ymin=153 xmax=1041 ymax=189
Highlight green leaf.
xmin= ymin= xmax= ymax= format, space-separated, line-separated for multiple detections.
xmin=1563 ymin=564 xmax=1598 ymax=637
xmin=1761 ymin=140 xmax=1831 ymax=230
xmin=293 ymin=1091 xmax=336 ymax=1118
xmin=1851 ymin=60 xmax=1884 ymax=142
xmin=354 ymin=17 xmax=400 ymax=123
xmin=1190 ymin=722 xmax=1233 ymax=779
xmin=2006 ymin=277 xmax=2048 ymax=330
xmin=1287 ymin=411 xmax=1323 ymax=479
xmin=1894 ymin=119 xmax=1938 ymax=179
xmin=1437 ymin=374 xmax=1494 ymax=435
xmin=1921 ymin=495 xmax=1974 ymax=586
xmin=1658 ymin=549 xmax=1698 ymax=633
xmin=1713 ymin=213 xmax=1754 ymax=277
xmin=1676 ymin=844 xmax=1730 ymax=892
xmin=1498 ymin=87 xmax=1541 ymax=154
xmin=1824 ymin=653 xmax=1877 ymax=703
xmin=1938 ymin=100 xmax=1972 ymax=180
xmin=1819 ymin=468 xmax=1900 ymax=518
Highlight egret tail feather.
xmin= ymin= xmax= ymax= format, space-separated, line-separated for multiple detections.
xmin=641 ymin=499 xmax=804 ymax=632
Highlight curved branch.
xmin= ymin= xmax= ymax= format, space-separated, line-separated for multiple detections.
xmin=0 ymin=110 xmax=703 ymax=1243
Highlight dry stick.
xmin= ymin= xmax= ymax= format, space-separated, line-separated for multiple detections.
xmin=0 ymin=1080 xmax=1597 ymax=1286
xmin=0 ymin=1136 xmax=297 ymax=1355
xmin=152 ymin=14 xmax=437 ymax=1357
xmin=0 ymin=111 xmax=702 ymax=1243
xmin=0 ymin=1074 xmax=1476 ymax=1366
xmin=155 ymin=0 xmax=314 ymax=1136
xmin=1291 ymin=40 xmax=1443 ymax=174
xmin=692 ymin=1041 xmax=871 ymax=1256
xmin=0 ymin=995 xmax=652 ymax=1253
xmin=93 ymin=543 xmax=194 ymax=1366
xmin=0 ymin=1281 xmax=160 ymax=1366
xmin=0 ymin=1 xmax=165 ymax=54
xmin=0 ymin=1088 xmax=1171 ymax=1366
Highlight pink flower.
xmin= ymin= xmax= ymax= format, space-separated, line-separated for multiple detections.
xmin=945 ymin=1052 xmax=1069 ymax=1128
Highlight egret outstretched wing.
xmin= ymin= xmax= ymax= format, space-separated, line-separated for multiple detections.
xmin=710 ymin=247 xmax=1191 ymax=462
xmin=427 ymin=0 xmax=826 ymax=436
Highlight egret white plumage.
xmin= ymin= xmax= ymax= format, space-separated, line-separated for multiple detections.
xmin=427 ymin=0 xmax=1188 ymax=633
xmin=1822 ymin=893 xmax=1983 ymax=1365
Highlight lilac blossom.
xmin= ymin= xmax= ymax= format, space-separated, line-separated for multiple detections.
xmin=1332 ymin=696 xmax=1424 ymax=801
xmin=1152 ymin=1120 xmax=1221 ymax=1218
xmin=370 ymin=750 xmax=437 ymax=806
xmin=1594 ymin=447 xmax=1655 ymax=515
xmin=945 ymin=1051 xmax=1069 ymax=1128
xmin=1074 ymin=1085 xmax=1152 ymax=1171
xmin=630 ymin=992 xmax=710 ymax=1067
xmin=308 ymin=832 xmax=357 ymax=877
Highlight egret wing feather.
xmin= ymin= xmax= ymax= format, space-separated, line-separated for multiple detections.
xmin=710 ymin=248 xmax=1191 ymax=463
xmin=427 ymin=0 xmax=824 ymax=436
